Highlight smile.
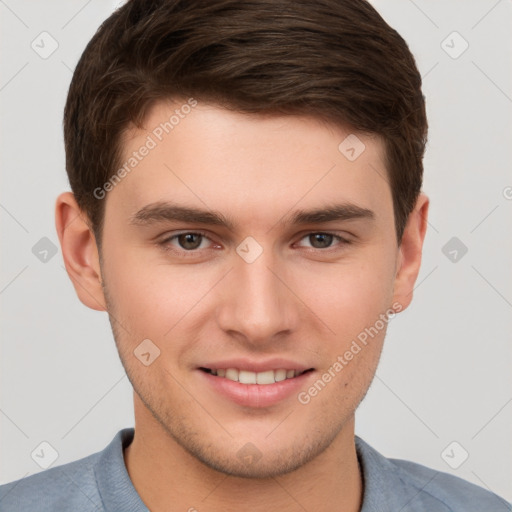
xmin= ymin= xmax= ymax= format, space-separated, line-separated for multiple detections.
xmin=200 ymin=367 xmax=313 ymax=385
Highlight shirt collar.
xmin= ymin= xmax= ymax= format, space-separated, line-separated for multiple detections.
xmin=95 ymin=428 xmax=149 ymax=512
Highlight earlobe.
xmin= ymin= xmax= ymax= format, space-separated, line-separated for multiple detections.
xmin=391 ymin=193 xmax=429 ymax=312
xmin=55 ymin=192 xmax=107 ymax=312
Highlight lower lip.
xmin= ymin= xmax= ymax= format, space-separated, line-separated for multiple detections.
xmin=198 ymin=370 xmax=314 ymax=408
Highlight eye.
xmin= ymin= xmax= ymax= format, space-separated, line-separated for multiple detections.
xmin=158 ymin=230 xmax=351 ymax=258
xmin=296 ymin=232 xmax=349 ymax=250
xmin=160 ymin=231 xmax=215 ymax=253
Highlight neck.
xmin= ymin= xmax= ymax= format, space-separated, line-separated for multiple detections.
xmin=124 ymin=394 xmax=363 ymax=512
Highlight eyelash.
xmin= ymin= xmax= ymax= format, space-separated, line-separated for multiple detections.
xmin=158 ymin=230 xmax=351 ymax=258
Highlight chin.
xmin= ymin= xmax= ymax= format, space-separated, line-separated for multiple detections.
xmin=159 ymin=413 xmax=342 ymax=479
xmin=183 ymin=439 xmax=326 ymax=479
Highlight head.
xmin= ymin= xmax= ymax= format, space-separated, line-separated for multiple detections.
xmin=56 ymin=0 xmax=429 ymax=478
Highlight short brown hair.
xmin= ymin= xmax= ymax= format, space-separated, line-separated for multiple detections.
xmin=64 ymin=0 xmax=427 ymax=246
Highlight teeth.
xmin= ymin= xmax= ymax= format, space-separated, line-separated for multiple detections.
xmin=274 ymin=369 xmax=287 ymax=382
xmin=239 ymin=370 xmax=257 ymax=384
xmin=256 ymin=370 xmax=275 ymax=385
xmin=225 ymin=368 xmax=239 ymax=381
xmin=211 ymin=368 xmax=306 ymax=385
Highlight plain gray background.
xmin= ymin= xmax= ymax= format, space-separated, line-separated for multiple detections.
xmin=1 ymin=0 xmax=511 ymax=504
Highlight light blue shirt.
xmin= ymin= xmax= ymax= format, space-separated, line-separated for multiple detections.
xmin=0 ymin=428 xmax=509 ymax=511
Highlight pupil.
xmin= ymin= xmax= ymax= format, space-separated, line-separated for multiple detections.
xmin=310 ymin=233 xmax=332 ymax=248
xmin=179 ymin=233 xmax=202 ymax=250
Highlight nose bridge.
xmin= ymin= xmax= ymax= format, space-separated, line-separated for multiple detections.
xmin=217 ymin=246 xmax=297 ymax=342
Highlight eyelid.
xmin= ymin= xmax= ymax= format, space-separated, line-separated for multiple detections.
xmin=159 ymin=230 xmax=217 ymax=247
xmin=158 ymin=230 xmax=351 ymax=257
xmin=294 ymin=231 xmax=351 ymax=249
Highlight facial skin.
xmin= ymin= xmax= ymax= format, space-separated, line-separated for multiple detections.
xmin=56 ymin=100 xmax=428 ymax=512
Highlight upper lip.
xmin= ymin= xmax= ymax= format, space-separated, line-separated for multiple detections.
xmin=198 ymin=358 xmax=314 ymax=373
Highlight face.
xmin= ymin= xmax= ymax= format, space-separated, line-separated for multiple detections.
xmin=91 ymin=100 xmax=407 ymax=477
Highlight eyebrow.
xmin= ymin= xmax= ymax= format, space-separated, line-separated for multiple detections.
xmin=129 ymin=201 xmax=375 ymax=230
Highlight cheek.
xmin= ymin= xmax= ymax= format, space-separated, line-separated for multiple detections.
xmin=102 ymin=247 xmax=220 ymax=342
xmin=102 ymin=229 xmax=397 ymax=351
xmin=295 ymin=250 xmax=397 ymax=343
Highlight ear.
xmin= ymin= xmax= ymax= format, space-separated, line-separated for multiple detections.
xmin=55 ymin=192 xmax=106 ymax=311
xmin=391 ymin=193 xmax=429 ymax=312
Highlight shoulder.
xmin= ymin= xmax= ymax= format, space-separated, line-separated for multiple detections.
xmin=389 ymin=457 xmax=509 ymax=511
xmin=0 ymin=451 xmax=103 ymax=512
xmin=355 ymin=436 xmax=511 ymax=512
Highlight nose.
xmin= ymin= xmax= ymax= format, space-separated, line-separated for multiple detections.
xmin=215 ymin=249 xmax=300 ymax=347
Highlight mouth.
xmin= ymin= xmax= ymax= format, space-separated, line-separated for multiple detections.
xmin=199 ymin=367 xmax=314 ymax=385
xmin=197 ymin=359 xmax=316 ymax=407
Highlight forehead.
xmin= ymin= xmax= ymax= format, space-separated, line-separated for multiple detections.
xmin=108 ymin=99 xmax=392 ymax=230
